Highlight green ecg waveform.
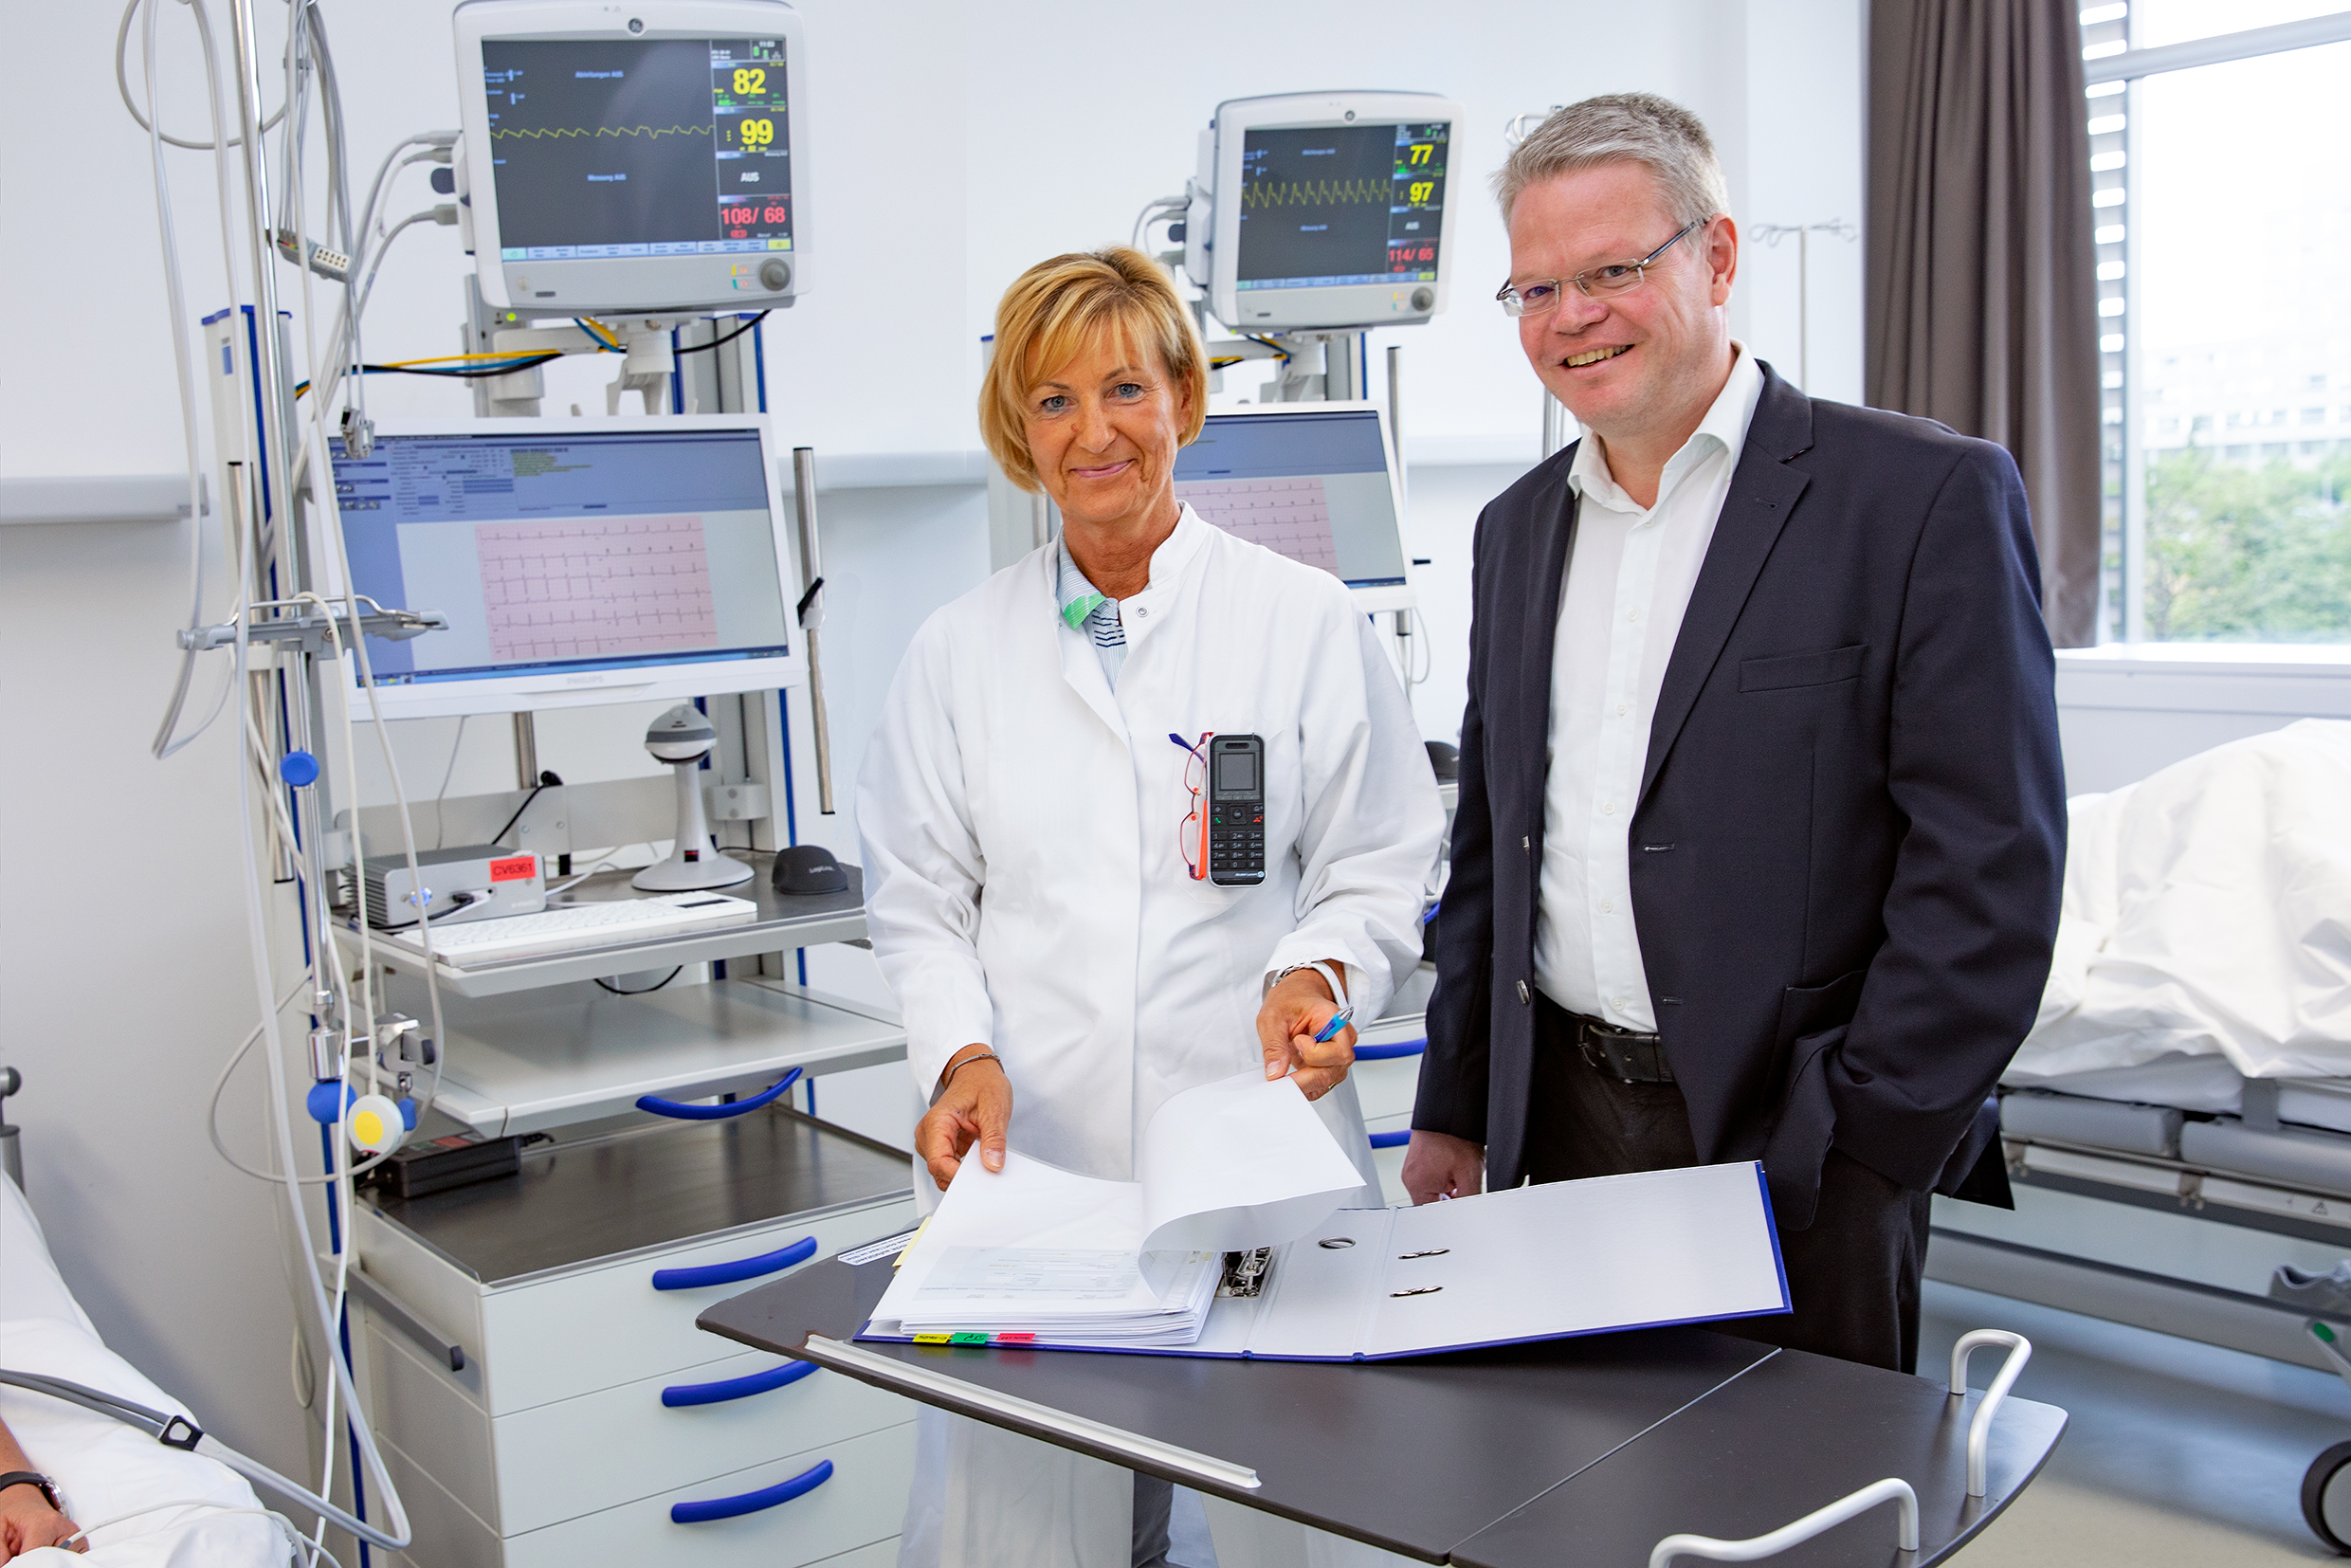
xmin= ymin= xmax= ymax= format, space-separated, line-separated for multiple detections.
xmin=490 ymin=123 xmax=712 ymax=140
xmin=1241 ymin=177 xmax=1391 ymax=210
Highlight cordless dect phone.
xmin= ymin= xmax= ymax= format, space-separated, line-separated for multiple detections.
xmin=1207 ymin=734 xmax=1266 ymax=885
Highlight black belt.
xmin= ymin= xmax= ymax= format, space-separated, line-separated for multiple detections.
xmin=1556 ymin=1006 xmax=1675 ymax=1085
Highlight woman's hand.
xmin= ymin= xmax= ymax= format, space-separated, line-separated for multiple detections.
xmin=0 ymin=1479 xmax=82 ymax=1560
xmin=915 ymin=1045 xmax=1011 ymax=1191
xmin=1256 ymin=966 xmax=1355 ymax=1103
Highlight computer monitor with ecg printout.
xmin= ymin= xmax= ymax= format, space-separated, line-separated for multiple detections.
xmin=321 ymin=416 xmax=804 ymax=720
xmin=1174 ymin=403 xmax=1410 ymax=592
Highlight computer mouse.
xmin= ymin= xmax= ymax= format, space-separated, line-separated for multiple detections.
xmin=772 ymin=844 xmax=849 ymax=896
xmin=1425 ymin=740 xmax=1460 ymax=781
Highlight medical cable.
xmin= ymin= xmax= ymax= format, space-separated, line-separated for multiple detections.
xmin=137 ymin=0 xmax=241 ymax=760
xmin=676 ymin=312 xmax=772 ymax=355
xmin=0 ymin=1371 xmax=382 ymax=1557
xmin=214 ymin=623 xmax=408 ymax=1554
xmin=429 ymin=716 xmax=469 ymax=849
xmin=488 ymin=771 xmax=561 ymax=847
xmin=113 ymin=0 xmax=284 ymax=150
xmin=1130 ymin=194 xmax=1186 ymax=252
xmin=182 ymin=3 xmax=367 ymax=1515
xmin=228 ymin=38 xmax=424 ymax=1541
xmin=594 ymin=968 xmax=683 ymax=996
xmin=541 ymin=851 xmax=637 ymax=896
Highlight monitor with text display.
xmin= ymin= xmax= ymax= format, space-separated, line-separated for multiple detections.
xmin=321 ymin=417 xmax=803 ymax=720
xmin=1185 ymin=91 xmax=1461 ymax=334
xmin=1175 ymin=405 xmax=1409 ymax=590
xmin=453 ymin=0 xmax=810 ymax=313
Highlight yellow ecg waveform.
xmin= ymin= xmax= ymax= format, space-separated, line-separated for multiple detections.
xmin=490 ymin=123 xmax=712 ymax=139
xmin=1241 ymin=177 xmax=1390 ymax=210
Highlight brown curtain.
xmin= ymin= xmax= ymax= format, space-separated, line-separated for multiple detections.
xmin=1867 ymin=0 xmax=2102 ymax=647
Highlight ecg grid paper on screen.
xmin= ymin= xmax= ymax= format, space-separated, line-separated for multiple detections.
xmin=1175 ymin=478 xmax=1340 ymax=574
xmin=477 ymin=515 xmax=720 ymax=662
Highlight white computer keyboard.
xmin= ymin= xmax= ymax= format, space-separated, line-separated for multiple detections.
xmin=376 ymin=891 xmax=761 ymax=964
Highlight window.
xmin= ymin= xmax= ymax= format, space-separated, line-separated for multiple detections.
xmin=2086 ymin=4 xmax=2351 ymax=644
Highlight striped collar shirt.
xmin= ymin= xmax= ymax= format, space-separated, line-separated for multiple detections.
xmin=1056 ymin=539 xmax=1127 ymax=684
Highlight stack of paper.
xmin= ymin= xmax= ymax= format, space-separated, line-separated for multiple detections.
xmin=887 ymin=1247 xmax=1224 ymax=1345
xmin=870 ymin=1071 xmax=1367 ymax=1348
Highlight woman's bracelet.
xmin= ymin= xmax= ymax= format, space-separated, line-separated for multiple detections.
xmin=929 ymin=1049 xmax=1003 ymax=1107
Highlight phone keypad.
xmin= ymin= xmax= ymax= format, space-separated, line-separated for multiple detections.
xmin=1209 ymin=801 xmax=1266 ymax=885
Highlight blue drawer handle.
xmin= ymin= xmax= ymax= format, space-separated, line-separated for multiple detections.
xmin=1355 ymin=1037 xmax=1427 ymax=1061
xmin=670 ymin=1458 xmax=833 ymax=1523
xmin=637 ymin=1066 xmax=802 ymax=1121
xmin=1368 ymin=1128 xmax=1412 ymax=1150
xmin=662 ymin=1358 xmax=817 ymax=1408
xmin=652 ymin=1235 xmax=818 ymax=1292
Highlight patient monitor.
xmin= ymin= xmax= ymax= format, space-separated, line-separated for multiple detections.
xmin=320 ymin=415 xmax=805 ymax=720
xmin=1183 ymin=92 xmax=1462 ymax=334
xmin=452 ymin=0 xmax=811 ymax=314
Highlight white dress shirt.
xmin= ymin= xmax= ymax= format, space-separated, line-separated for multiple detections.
xmin=1534 ymin=345 xmax=1765 ymax=1030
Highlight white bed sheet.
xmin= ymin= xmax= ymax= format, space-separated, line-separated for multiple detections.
xmin=1 ymin=1176 xmax=285 ymax=1568
xmin=2010 ymin=719 xmax=2351 ymax=1084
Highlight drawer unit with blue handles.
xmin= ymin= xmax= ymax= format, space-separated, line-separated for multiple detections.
xmin=351 ymin=1104 xmax=920 ymax=1568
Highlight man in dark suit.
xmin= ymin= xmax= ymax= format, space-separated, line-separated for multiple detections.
xmin=1403 ymin=94 xmax=2065 ymax=1374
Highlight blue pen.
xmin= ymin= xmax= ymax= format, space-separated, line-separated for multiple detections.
xmin=1311 ymin=1011 xmax=1351 ymax=1045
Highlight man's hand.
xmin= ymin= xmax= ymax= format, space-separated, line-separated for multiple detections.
xmin=1257 ymin=965 xmax=1354 ymax=1103
xmin=914 ymin=1045 xmax=1011 ymax=1192
xmin=0 ymin=1479 xmax=83 ymax=1559
xmin=1401 ymin=1129 xmax=1485 ymax=1204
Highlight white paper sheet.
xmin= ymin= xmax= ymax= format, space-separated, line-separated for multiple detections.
xmin=1136 ymin=1070 xmax=1370 ymax=1251
xmin=871 ymin=1072 xmax=1365 ymax=1340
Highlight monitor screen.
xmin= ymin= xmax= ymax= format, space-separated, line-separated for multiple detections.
xmin=1233 ymin=120 xmax=1449 ymax=294
xmin=1173 ymin=410 xmax=1408 ymax=588
xmin=482 ymin=36 xmax=793 ymax=263
xmin=330 ymin=428 xmax=792 ymax=686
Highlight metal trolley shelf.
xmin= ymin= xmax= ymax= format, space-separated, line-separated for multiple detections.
xmin=333 ymin=860 xmax=869 ymax=1000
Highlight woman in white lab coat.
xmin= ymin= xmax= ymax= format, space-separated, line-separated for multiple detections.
xmin=858 ymin=247 xmax=1443 ymax=1568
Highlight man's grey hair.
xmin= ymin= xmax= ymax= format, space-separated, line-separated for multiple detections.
xmin=1493 ymin=93 xmax=1729 ymax=228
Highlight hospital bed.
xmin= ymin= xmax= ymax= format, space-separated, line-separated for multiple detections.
xmin=1922 ymin=719 xmax=2351 ymax=1549
xmin=0 ymin=1171 xmax=289 ymax=1567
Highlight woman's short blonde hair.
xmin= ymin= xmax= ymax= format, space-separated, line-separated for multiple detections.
xmin=978 ymin=247 xmax=1209 ymax=493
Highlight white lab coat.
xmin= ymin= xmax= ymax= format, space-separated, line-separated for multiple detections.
xmin=858 ymin=504 xmax=1443 ymax=1568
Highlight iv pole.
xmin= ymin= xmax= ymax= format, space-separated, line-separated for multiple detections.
xmin=1750 ymin=220 xmax=1858 ymax=392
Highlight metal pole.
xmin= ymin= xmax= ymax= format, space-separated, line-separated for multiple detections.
xmin=1796 ymin=228 xmax=1811 ymax=392
xmin=512 ymin=713 xmax=538 ymax=790
xmin=1386 ymin=343 xmax=1412 ymax=674
xmin=1541 ymin=393 xmax=1571 ymax=460
xmin=1386 ymin=344 xmax=1406 ymax=508
xmin=226 ymin=0 xmax=292 ymax=566
xmin=790 ymin=448 xmax=835 ymax=813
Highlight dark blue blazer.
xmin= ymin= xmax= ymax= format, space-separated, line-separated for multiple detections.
xmin=1413 ymin=363 xmax=2065 ymax=1226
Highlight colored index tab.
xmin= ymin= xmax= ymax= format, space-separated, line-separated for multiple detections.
xmin=912 ymin=1333 xmax=953 ymax=1344
xmin=948 ymin=1332 xmax=991 ymax=1345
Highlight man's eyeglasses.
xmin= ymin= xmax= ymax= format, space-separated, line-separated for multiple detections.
xmin=1495 ymin=218 xmax=1708 ymax=319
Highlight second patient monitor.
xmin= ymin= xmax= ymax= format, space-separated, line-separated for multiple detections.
xmin=1184 ymin=91 xmax=1462 ymax=333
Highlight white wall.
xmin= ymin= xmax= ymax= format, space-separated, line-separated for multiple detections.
xmin=0 ymin=0 xmax=1869 ymax=1501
